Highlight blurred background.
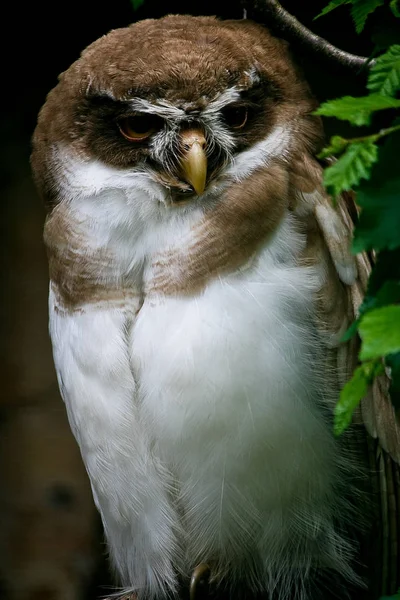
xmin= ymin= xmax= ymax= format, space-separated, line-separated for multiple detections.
xmin=0 ymin=1 xmax=387 ymax=598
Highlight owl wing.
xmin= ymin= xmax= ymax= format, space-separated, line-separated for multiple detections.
xmin=291 ymin=153 xmax=400 ymax=596
xmin=48 ymin=296 xmax=180 ymax=594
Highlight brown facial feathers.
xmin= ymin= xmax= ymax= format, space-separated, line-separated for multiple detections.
xmin=31 ymin=15 xmax=324 ymax=310
xmin=149 ymin=161 xmax=289 ymax=295
xmin=31 ymin=15 xmax=321 ymax=208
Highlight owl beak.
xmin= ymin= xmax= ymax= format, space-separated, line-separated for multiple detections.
xmin=179 ymin=129 xmax=207 ymax=196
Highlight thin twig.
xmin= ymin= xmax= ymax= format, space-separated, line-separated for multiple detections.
xmin=350 ymin=123 xmax=400 ymax=143
xmin=319 ymin=123 xmax=400 ymax=159
xmin=244 ymin=0 xmax=376 ymax=72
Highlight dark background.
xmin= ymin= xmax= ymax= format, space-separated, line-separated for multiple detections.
xmin=0 ymin=1 xmax=396 ymax=599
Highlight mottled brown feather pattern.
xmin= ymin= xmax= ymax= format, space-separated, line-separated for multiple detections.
xmin=45 ymin=204 xmax=143 ymax=312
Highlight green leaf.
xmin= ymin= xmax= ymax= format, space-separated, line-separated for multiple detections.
xmin=368 ymin=45 xmax=400 ymax=96
xmin=323 ymin=141 xmax=378 ymax=196
xmin=351 ymin=0 xmax=385 ymax=33
xmin=314 ymin=0 xmax=351 ymax=19
xmin=341 ymin=279 xmax=400 ymax=341
xmin=353 ymin=132 xmax=400 ymax=252
xmin=318 ymin=136 xmax=349 ymax=159
xmin=334 ymin=361 xmax=381 ymax=435
xmin=359 ymin=305 xmax=400 ymax=360
xmin=334 ymin=366 xmax=369 ymax=435
xmin=130 ymin=0 xmax=144 ymax=9
xmin=314 ymin=94 xmax=400 ymax=126
xmin=390 ymin=0 xmax=400 ymax=17
xmin=341 ymin=296 xmax=377 ymax=341
xmin=341 ymin=319 xmax=361 ymax=341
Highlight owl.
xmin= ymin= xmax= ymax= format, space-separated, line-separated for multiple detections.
xmin=31 ymin=14 xmax=399 ymax=600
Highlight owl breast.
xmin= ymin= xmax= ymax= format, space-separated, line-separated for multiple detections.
xmin=46 ymin=179 xmax=355 ymax=595
xmin=130 ymin=214 xmax=342 ymax=582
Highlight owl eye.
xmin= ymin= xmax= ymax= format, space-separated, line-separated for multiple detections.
xmin=118 ymin=113 xmax=162 ymax=141
xmin=221 ymin=105 xmax=248 ymax=129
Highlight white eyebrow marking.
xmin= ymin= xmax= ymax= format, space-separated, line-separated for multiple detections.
xmin=129 ymin=98 xmax=185 ymax=119
xmin=129 ymin=71 xmax=260 ymax=122
xmin=130 ymin=86 xmax=244 ymax=121
xmin=202 ymin=87 xmax=242 ymax=118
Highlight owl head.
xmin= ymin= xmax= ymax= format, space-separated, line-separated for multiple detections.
xmin=31 ymin=15 xmax=322 ymax=211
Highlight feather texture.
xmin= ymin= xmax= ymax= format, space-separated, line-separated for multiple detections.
xmin=30 ymin=14 xmax=400 ymax=600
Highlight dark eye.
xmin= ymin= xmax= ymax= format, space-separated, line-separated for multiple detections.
xmin=221 ymin=105 xmax=248 ymax=129
xmin=118 ymin=113 xmax=162 ymax=141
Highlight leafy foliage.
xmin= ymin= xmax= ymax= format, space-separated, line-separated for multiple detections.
xmin=351 ymin=0 xmax=385 ymax=32
xmin=359 ymin=305 xmax=400 ymax=359
xmin=367 ymin=45 xmax=400 ymax=96
xmin=334 ymin=361 xmax=383 ymax=435
xmin=323 ymin=141 xmax=378 ymax=195
xmin=314 ymin=94 xmax=400 ymax=126
xmin=315 ymin=0 xmax=351 ymax=19
xmin=390 ymin=0 xmax=400 ymax=17
xmin=353 ymin=131 xmax=400 ymax=251
xmin=315 ymin=0 xmax=385 ymax=29
xmin=317 ymin=1 xmax=400 ymax=434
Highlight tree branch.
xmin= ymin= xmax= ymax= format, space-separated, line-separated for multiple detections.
xmin=244 ymin=0 xmax=375 ymax=72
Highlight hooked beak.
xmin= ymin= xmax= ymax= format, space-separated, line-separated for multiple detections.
xmin=179 ymin=129 xmax=207 ymax=196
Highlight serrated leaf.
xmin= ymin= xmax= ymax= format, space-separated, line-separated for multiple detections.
xmin=314 ymin=94 xmax=400 ymax=126
xmin=334 ymin=363 xmax=376 ymax=435
xmin=368 ymin=45 xmax=400 ymax=96
xmin=359 ymin=305 xmax=400 ymax=360
xmin=351 ymin=0 xmax=385 ymax=33
xmin=318 ymin=136 xmax=349 ymax=159
xmin=323 ymin=141 xmax=378 ymax=196
xmin=353 ymin=132 xmax=400 ymax=252
xmin=314 ymin=0 xmax=351 ymax=19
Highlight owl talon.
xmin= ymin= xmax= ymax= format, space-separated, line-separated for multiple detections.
xmin=190 ymin=563 xmax=211 ymax=600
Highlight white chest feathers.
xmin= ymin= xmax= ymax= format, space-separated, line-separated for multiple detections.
xmin=49 ymin=193 xmax=356 ymax=599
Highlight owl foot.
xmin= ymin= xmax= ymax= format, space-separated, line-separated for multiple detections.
xmin=190 ymin=563 xmax=211 ymax=600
